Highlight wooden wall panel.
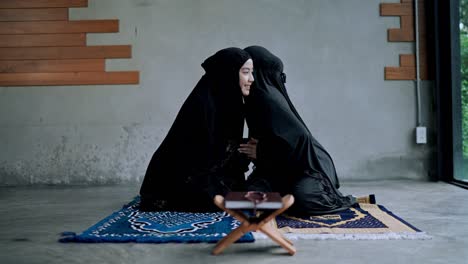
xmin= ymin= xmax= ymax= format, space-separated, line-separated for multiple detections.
xmin=388 ymin=15 xmax=414 ymax=42
xmin=0 ymin=8 xmax=68 ymax=21
xmin=0 ymin=46 xmax=131 ymax=60
xmin=0 ymin=20 xmax=119 ymax=34
xmin=0 ymin=34 xmax=86 ymax=47
xmin=0 ymin=0 xmax=139 ymax=86
xmin=0 ymin=0 xmax=87 ymax=9
xmin=381 ymin=0 xmax=430 ymax=80
xmin=0 ymin=72 xmax=139 ymax=86
xmin=0 ymin=59 xmax=105 ymax=73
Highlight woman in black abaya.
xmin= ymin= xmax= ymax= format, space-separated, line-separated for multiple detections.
xmin=240 ymin=46 xmax=362 ymax=216
xmin=139 ymin=47 xmax=254 ymax=212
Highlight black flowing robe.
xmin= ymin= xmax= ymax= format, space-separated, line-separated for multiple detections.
xmin=139 ymin=48 xmax=251 ymax=211
xmin=244 ymin=46 xmax=356 ymax=216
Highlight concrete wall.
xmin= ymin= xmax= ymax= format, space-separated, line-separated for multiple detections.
xmin=0 ymin=0 xmax=435 ymax=185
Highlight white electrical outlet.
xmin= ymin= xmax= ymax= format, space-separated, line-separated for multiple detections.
xmin=416 ymin=126 xmax=427 ymax=144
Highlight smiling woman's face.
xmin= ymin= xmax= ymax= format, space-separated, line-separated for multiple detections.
xmin=239 ymin=59 xmax=254 ymax=96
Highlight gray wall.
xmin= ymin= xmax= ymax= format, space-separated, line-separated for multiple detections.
xmin=0 ymin=0 xmax=435 ymax=185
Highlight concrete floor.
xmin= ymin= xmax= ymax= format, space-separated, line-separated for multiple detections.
xmin=0 ymin=180 xmax=467 ymax=264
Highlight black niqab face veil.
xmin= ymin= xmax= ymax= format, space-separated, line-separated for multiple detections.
xmin=244 ymin=45 xmax=341 ymax=189
xmin=140 ymin=47 xmax=251 ymax=206
xmin=244 ymin=46 xmax=307 ymax=133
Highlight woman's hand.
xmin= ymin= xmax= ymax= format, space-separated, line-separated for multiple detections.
xmin=238 ymin=138 xmax=258 ymax=160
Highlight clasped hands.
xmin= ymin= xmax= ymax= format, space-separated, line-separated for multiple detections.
xmin=238 ymin=138 xmax=258 ymax=160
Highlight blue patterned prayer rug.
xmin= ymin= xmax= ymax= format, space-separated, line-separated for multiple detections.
xmin=59 ymin=197 xmax=254 ymax=243
xmin=254 ymin=203 xmax=430 ymax=240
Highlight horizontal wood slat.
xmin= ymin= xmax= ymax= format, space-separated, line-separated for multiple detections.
xmin=0 ymin=20 xmax=118 ymax=34
xmin=0 ymin=59 xmax=105 ymax=73
xmin=388 ymin=28 xmax=414 ymax=42
xmin=380 ymin=2 xmax=426 ymax=17
xmin=0 ymin=0 xmax=87 ymax=9
xmin=0 ymin=8 xmax=68 ymax=21
xmin=0 ymin=45 xmax=131 ymax=60
xmin=380 ymin=3 xmax=425 ymax=16
xmin=0 ymin=34 xmax=86 ymax=47
xmin=385 ymin=66 xmax=428 ymax=80
xmin=0 ymin=71 xmax=139 ymax=86
xmin=380 ymin=3 xmax=412 ymax=16
xmin=385 ymin=66 xmax=415 ymax=80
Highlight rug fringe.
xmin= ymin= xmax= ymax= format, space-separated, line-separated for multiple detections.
xmin=58 ymin=231 xmax=78 ymax=242
xmin=253 ymin=232 xmax=432 ymax=240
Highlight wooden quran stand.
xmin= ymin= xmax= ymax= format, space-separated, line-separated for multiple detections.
xmin=211 ymin=194 xmax=296 ymax=256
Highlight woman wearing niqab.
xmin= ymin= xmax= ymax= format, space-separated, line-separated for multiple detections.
xmin=243 ymin=46 xmax=357 ymax=216
xmin=139 ymin=47 xmax=252 ymax=212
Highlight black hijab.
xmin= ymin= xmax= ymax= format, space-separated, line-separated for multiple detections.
xmin=140 ymin=48 xmax=251 ymax=205
xmin=244 ymin=46 xmax=340 ymax=189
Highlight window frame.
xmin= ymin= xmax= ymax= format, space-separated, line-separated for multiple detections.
xmin=434 ymin=0 xmax=468 ymax=188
